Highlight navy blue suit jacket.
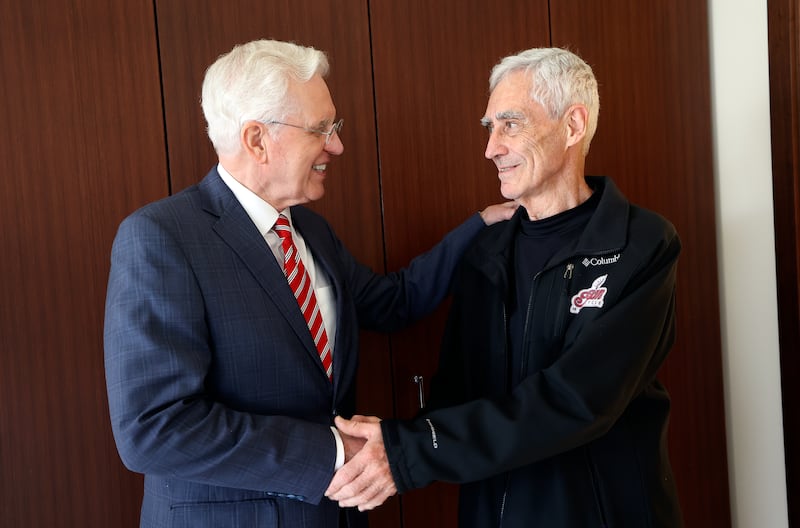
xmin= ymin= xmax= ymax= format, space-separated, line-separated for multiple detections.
xmin=104 ymin=168 xmax=483 ymax=527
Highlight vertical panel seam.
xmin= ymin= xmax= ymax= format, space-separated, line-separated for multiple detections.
xmin=365 ymin=1 xmax=403 ymax=526
xmin=152 ymin=0 xmax=172 ymax=196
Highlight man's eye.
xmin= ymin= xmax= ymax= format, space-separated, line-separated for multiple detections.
xmin=483 ymin=120 xmax=523 ymax=136
xmin=503 ymin=121 xmax=524 ymax=136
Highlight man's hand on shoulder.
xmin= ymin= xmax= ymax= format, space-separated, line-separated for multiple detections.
xmin=480 ymin=201 xmax=518 ymax=225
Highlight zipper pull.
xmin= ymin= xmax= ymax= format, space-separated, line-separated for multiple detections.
xmin=564 ymin=263 xmax=574 ymax=279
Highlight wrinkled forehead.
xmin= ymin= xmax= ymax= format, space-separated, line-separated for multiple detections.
xmin=285 ymin=74 xmax=337 ymax=123
xmin=483 ymin=71 xmax=533 ymax=121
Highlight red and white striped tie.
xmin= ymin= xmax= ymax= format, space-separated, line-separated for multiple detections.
xmin=273 ymin=215 xmax=333 ymax=381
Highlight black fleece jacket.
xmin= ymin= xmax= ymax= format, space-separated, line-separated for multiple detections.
xmin=381 ymin=176 xmax=683 ymax=527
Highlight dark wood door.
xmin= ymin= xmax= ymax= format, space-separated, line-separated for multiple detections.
xmin=768 ymin=0 xmax=800 ymax=523
xmin=0 ymin=1 xmax=166 ymax=526
xmin=0 ymin=1 xmax=732 ymax=527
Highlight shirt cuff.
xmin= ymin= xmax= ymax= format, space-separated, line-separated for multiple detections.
xmin=331 ymin=426 xmax=344 ymax=470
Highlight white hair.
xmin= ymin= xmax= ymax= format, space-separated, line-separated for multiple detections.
xmin=201 ymin=39 xmax=329 ymax=156
xmin=490 ymin=48 xmax=599 ymax=155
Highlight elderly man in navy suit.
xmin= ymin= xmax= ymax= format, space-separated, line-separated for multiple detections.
xmin=103 ymin=39 xmax=514 ymax=528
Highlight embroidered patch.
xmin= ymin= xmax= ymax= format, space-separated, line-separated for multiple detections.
xmin=570 ymin=274 xmax=609 ymax=314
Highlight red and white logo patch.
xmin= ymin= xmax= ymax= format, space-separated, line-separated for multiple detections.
xmin=570 ymin=274 xmax=609 ymax=314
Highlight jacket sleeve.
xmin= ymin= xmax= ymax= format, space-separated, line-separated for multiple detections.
xmin=337 ymin=212 xmax=486 ymax=332
xmin=381 ymin=225 xmax=681 ymax=492
xmin=104 ymin=211 xmax=336 ymax=504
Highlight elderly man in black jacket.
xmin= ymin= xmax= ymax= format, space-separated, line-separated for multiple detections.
xmin=326 ymin=47 xmax=683 ymax=527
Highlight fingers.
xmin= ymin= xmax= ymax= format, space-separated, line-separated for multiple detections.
xmin=339 ymin=431 xmax=367 ymax=462
xmin=359 ymin=485 xmax=396 ymax=511
xmin=480 ymin=201 xmax=518 ymax=225
xmin=348 ymin=414 xmax=381 ymax=424
xmin=340 ymin=474 xmax=397 ymax=511
xmin=326 ymin=446 xmax=397 ymax=510
xmin=327 ymin=418 xmax=382 ymax=496
xmin=342 ymin=463 xmax=397 ymax=511
xmin=334 ymin=415 xmax=380 ymax=439
xmin=336 ymin=416 xmax=378 ymax=462
xmin=326 ymin=451 xmax=362 ymax=496
xmin=325 ymin=419 xmax=397 ymax=511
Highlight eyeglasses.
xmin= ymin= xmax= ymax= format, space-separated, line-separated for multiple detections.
xmin=264 ymin=118 xmax=344 ymax=144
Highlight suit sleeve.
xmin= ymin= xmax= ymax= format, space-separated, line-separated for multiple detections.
xmin=339 ymin=213 xmax=486 ymax=332
xmin=380 ymin=227 xmax=681 ymax=492
xmin=104 ymin=211 xmax=336 ymax=504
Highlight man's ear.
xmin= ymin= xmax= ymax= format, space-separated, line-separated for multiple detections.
xmin=565 ymin=104 xmax=588 ymax=149
xmin=241 ymin=121 xmax=269 ymax=163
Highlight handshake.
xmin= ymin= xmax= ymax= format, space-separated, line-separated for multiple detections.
xmin=325 ymin=415 xmax=397 ymax=512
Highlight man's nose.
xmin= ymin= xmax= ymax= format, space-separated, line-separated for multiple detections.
xmin=485 ymin=130 xmax=506 ymax=159
xmin=325 ymin=131 xmax=344 ymax=155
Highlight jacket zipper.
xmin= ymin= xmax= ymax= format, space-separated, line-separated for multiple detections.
xmin=554 ymin=263 xmax=574 ymax=336
xmin=500 ymin=262 xmax=574 ymax=526
xmin=501 ymin=267 xmax=542 ymax=524
xmin=498 ymin=306 xmax=509 ymax=526
xmin=498 ymin=251 xmax=614 ymax=525
xmin=520 ymin=273 xmax=539 ymax=377
xmin=498 ymin=472 xmax=510 ymax=527
xmin=585 ymin=447 xmax=609 ymax=526
xmin=501 ymin=261 xmax=579 ymax=525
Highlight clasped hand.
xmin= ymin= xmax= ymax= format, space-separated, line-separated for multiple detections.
xmin=325 ymin=415 xmax=397 ymax=511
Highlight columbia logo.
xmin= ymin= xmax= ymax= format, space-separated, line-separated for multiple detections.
xmin=582 ymin=254 xmax=621 ymax=267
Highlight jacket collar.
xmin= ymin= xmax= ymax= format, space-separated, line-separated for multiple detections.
xmin=573 ymin=176 xmax=629 ymax=255
xmin=468 ymin=176 xmax=629 ymax=280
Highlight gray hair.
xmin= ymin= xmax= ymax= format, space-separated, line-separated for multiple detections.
xmin=489 ymin=48 xmax=599 ymax=155
xmin=201 ymin=39 xmax=329 ymax=156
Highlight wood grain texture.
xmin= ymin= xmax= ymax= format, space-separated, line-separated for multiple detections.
xmin=768 ymin=0 xmax=800 ymax=524
xmin=0 ymin=1 xmax=166 ymax=526
xmin=0 ymin=1 xmax=743 ymax=526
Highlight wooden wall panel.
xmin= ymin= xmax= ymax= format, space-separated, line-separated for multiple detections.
xmin=768 ymin=0 xmax=800 ymax=524
xmin=550 ymin=1 xmax=730 ymax=526
xmin=0 ymin=1 xmax=734 ymax=526
xmin=369 ymin=2 xmax=551 ymax=525
xmin=0 ymin=1 xmax=167 ymax=526
xmin=154 ymin=1 xmax=398 ymax=525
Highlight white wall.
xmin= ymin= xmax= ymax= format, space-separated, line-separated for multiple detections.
xmin=708 ymin=0 xmax=789 ymax=526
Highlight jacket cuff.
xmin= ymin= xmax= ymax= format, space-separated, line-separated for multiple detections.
xmin=380 ymin=419 xmax=414 ymax=494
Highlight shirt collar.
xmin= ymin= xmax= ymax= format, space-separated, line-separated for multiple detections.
xmin=216 ymin=163 xmax=292 ymax=235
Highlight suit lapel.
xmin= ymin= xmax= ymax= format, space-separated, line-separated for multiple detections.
xmin=197 ymin=170 xmax=326 ymax=376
